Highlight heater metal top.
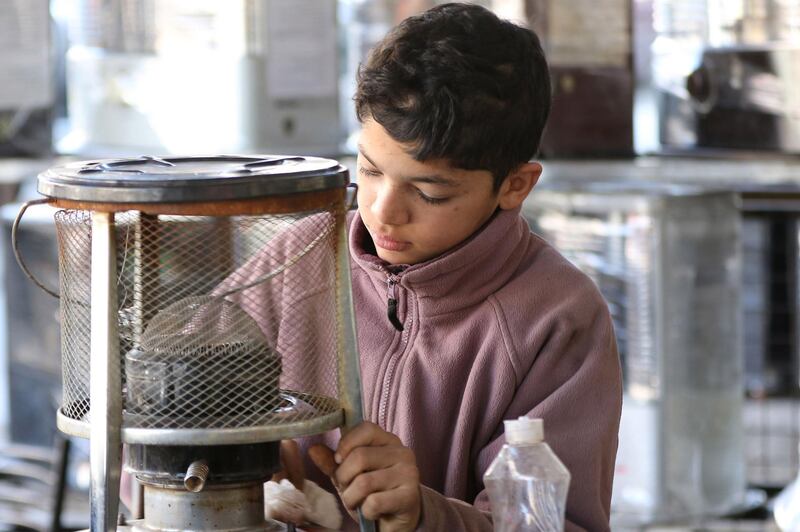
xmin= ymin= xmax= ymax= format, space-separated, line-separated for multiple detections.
xmin=37 ymin=155 xmax=349 ymax=204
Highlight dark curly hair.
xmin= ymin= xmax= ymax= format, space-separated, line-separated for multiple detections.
xmin=354 ymin=2 xmax=551 ymax=190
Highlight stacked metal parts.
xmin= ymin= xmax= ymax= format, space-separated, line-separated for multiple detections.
xmin=523 ymin=183 xmax=746 ymax=526
xmin=741 ymin=210 xmax=800 ymax=490
xmin=20 ymin=155 xmax=369 ymax=531
xmin=654 ymin=0 xmax=800 ymax=152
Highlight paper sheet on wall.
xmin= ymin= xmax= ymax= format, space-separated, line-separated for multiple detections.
xmin=266 ymin=0 xmax=337 ymax=100
xmin=0 ymin=0 xmax=51 ymax=108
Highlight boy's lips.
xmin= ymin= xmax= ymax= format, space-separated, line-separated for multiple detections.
xmin=373 ymin=233 xmax=411 ymax=252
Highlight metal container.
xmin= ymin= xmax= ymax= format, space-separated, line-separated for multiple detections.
xmin=17 ymin=155 xmax=371 ymax=531
xmin=523 ymin=181 xmax=746 ymax=526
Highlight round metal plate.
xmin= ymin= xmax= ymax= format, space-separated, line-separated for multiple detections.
xmin=56 ymin=393 xmax=344 ymax=445
xmin=38 ymin=155 xmax=349 ymax=204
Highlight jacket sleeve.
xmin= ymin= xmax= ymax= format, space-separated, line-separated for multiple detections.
xmin=417 ymin=486 xmax=492 ymax=532
xmin=417 ymin=281 xmax=622 ymax=532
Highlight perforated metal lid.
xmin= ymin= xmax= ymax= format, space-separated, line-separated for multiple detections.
xmin=38 ymin=155 xmax=349 ymax=204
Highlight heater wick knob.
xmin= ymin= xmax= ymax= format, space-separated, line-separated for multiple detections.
xmin=184 ymin=460 xmax=210 ymax=492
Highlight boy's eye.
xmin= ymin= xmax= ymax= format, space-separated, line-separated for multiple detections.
xmin=358 ymin=166 xmax=382 ymax=178
xmin=416 ymin=190 xmax=449 ymax=205
xmin=358 ymin=165 xmax=449 ymax=204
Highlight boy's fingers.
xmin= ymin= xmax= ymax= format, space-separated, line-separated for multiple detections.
xmin=308 ymin=444 xmax=338 ymax=480
xmin=279 ymin=440 xmax=305 ymax=490
xmin=336 ymin=422 xmax=400 ymax=464
xmin=360 ymin=486 xmax=417 ymax=522
xmin=339 ymin=466 xmax=405 ymax=512
xmin=334 ymin=446 xmax=413 ymax=488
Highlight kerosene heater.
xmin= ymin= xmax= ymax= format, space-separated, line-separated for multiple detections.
xmin=14 ymin=155 xmax=371 ymax=531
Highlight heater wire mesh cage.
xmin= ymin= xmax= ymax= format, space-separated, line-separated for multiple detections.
xmin=54 ymin=206 xmax=346 ymax=440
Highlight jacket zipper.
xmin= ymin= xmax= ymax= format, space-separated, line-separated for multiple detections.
xmin=387 ymin=274 xmax=404 ymax=331
xmin=379 ymin=272 xmax=410 ymax=427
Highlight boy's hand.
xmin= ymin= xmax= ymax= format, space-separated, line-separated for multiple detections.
xmin=272 ymin=439 xmax=306 ymax=490
xmin=266 ymin=440 xmax=307 ymax=525
xmin=309 ymin=422 xmax=422 ymax=532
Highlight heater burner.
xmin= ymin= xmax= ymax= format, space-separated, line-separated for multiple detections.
xmin=124 ymin=297 xmax=282 ymax=428
xmin=125 ymin=342 xmax=282 ymax=426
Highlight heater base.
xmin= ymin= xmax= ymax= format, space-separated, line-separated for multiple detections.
xmin=83 ymin=523 xmax=286 ymax=532
xmin=111 ymin=483 xmax=288 ymax=532
xmin=114 ymin=522 xmax=287 ymax=532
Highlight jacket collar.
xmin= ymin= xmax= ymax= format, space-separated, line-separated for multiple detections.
xmin=348 ymin=207 xmax=533 ymax=317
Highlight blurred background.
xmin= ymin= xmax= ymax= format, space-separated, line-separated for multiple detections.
xmin=2 ymin=0 xmax=800 ymax=530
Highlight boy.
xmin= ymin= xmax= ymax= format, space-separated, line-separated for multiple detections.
xmin=286 ymin=3 xmax=621 ymax=531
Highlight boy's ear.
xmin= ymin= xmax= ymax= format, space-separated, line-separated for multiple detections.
xmin=497 ymin=162 xmax=542 ymax=210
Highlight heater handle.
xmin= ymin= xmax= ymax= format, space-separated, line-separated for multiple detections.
xmin=346 ymin=183 xmax=358 ymax=210
xmin=12 ymin=198 xmax=60 ymax=298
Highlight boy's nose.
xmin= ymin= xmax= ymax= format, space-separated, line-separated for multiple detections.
xmin=370 ymin=185 xmax=410 ymax=226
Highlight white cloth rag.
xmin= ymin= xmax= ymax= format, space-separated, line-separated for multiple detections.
xmin=264 ymin=478 xmax=343 ymax=530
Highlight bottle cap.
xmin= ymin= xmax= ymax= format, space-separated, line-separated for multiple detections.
xmin=504 ymin=416 xmax=544 ymax=444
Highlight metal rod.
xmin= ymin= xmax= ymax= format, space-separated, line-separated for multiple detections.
xmin=334 ymin=206 xmax=375 ymax=532
xmin=133 ymin=213 xmax=160 ymax=342
xmin=335 ymin=207 xmax=365 ymax=431
xmin=90 ymin=211 xmax=123 ymax=532
xmin=50 ymin=435 xmax=71 ymax=532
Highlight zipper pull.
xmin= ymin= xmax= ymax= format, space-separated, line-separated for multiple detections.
xmin=387 ymin=275 xmax=404 ymax=332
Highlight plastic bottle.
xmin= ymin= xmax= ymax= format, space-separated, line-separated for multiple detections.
xmin=484 ymin=417 xmax=571 ymax=532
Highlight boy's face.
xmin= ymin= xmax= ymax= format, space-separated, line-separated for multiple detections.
xmin=356 ymin=119 xmax=502 ymax=266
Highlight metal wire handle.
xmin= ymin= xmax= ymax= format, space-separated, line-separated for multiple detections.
xmin=12 ymin=198 xmax=60 ymax=299
xmin=12 ymin=189 xmax=360 ymax=302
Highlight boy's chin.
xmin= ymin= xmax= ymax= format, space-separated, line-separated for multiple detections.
xmin=377 ymin=249 xmax=408 ymax=265
xmin=376 ymin=248 xmax=419 ymax=266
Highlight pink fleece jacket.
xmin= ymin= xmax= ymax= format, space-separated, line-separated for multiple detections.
xmin=223 ymin=205 xmax=621 ymax=530
xmin=344 ymin=207 xmax=622 ymax=531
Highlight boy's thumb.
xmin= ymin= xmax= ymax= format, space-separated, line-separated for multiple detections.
xmin=308 ymin=444 xmax=338 ymax=479
xmin=279 ymin=439 xmax=305 ymax=490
